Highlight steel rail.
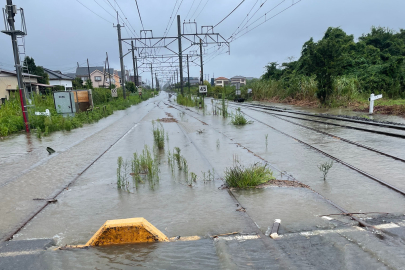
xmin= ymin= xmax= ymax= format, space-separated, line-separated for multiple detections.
xmin=242 ymin=103 xmax=405 ymax=131
xmin=236 ymin=109 xmax=405 ymax=197
xmin=0 ymin=102 xmax=158 ymax=243
xmin=228 ymin=104 xmax=405 ymax=163
xmin=235 ymin=103 xmax=405 ymax=139
xmin=165 ymin=101 xmax=373 ymax=228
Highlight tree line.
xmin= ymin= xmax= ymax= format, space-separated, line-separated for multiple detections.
xmin=262 ymin=26 xmax=405 ymax=103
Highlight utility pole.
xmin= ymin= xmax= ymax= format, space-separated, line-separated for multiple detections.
xmin=150 ymin=64 xmax=154 ymax=90
xmin=106 ymin=52 xmax=112 ymax=91
xmin=87 ymin=58 xmax=91 ymax=82
xmin=131 ymin=40 xmax=137 ymax=86
xmin=116 ymin=12 xmax=126 ymax=99
xmin=176 ymin=69 xmax=179 ymax=92
xmin=199 ymin=38 xmax=203 ymax=85
xmin=177 ymin=15 xmax=184 ymax=95
xmin=2 ymin=0 xmax=29 ymax=132
xmin=187 ymin=54 xmax=190 ymax=94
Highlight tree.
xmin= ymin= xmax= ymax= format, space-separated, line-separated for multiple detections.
xmin=84 ymin=79 xmax=93 ymax=89
xmin=23 ymin=56 xmax=49 ymax=84
xmin=72 ymin=77 xmax=83 ymax=89
xmin=126 ymin=81 xmax=136 ymax=93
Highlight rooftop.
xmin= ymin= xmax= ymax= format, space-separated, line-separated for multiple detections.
xmin=76 ymin=66 xmax=115 ymax=76
xmin=0 ymin=69 xmax=41 ymax=78
xmin=43 ymin=68 xmax=74 ymax=80
xmin=215 ymin=77 xmax=229 ymax=80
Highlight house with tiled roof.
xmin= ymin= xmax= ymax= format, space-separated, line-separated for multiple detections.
xmin=214 ymin=77 xmax=230 ymax=87
xmin=75 ymin=66 xmax=120 ymax=88
xmin=230 ymin=75 xmax=246 ymax=86
xmin=43 ymin=68 xmax=74 ymax=90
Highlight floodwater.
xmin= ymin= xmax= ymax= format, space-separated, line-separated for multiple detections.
xmin=2 ymin=93 xmax=405 ymax=269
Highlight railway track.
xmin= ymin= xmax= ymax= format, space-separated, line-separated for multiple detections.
xmin=231 ymin=103 xmax=405 ymax=139
xmin=166 ymin=101 xmax=387 ymax=229
xmin=241 ymin=103 xmax=405 ymax=131
xmin=168 ymin=100 xmax=405 ymax=211
xmin=227 ymin=104 xmax=405 ymax=164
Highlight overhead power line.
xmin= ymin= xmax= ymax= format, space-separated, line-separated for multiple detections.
xmin=93 ymin=0 xmax=116 ymax=19
xmin=214 ymin=0 xmax=245 ymax=28
xmin=185 ymin=0 xmax=197 ymax=19
xmin=134 ymin=0 xmax=145 ymax=30
xmin=189 ymin=0 xmax=203 ymax=20
xmin=75 ymin=0 xmax=114 ymax=24
xmin=195 ymin=0 xmax=210 ymax=20
xmin=231 ymin=0 xmax=303 ymax=43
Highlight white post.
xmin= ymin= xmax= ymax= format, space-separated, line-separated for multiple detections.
xmin=369 ymin=93 xmax=382 ymax=114
xmin=369 ymin=93 xmax=375 ymax=114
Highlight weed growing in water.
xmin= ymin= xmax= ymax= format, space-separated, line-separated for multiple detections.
xmin=222 ymin=89 xmax=228 ymax=118
xmin=216 ymin=139 xmax=220 ymax=148
xmin=318 ymin=160 xmax=334 ymax=181
xmin=117 ymin=157 xmax=130 ymax=190
xmin=224 ymin=162 xmax=275 ymax=188
xmin=231 ymin=108 xmax=251 ymax=126
xmin=152 ymin=121 xmax=165 ymax=150
xmin=265 ymin=134 xmax=268 ymax=148
xmin=117 ymin=145 xmax=160 ymax=190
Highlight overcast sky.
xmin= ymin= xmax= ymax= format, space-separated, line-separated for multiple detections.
xmin=1 ymin=0 xmax=405 ymax=85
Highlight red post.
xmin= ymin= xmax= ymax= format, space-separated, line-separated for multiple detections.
xmin=19 ymin=88 xmax=30 ymax=133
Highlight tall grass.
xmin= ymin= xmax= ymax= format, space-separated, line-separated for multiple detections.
xmin=176 ymin=94 xmax=197 ymax=107
xmin=225 ymin=163 xmax=275 ymax=188
xmin=117 ymin=145 xmax=160 ymax=190
xmin=152 ymin=121 xmax=165 ymax=150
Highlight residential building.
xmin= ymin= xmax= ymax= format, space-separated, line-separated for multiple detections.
xmin=230 ymin=76 xmax=246 ymax=86
xmin=129 ymin=75 xmax=142 ymax=86
xmin=182 ymin=77 xmax=200 ymax=85
xmin=214 ymin=77 xmax=230 ymax=87
xmin=75 ymin=67 xmax=120 ymax=88
xmin=0 ymin=69 xmax=41 ymax=103
xmin=43 ymin=68 xmax=74 ymax=90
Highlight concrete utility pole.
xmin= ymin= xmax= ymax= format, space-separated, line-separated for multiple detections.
xmin=131 ymin=40 xmax=137 ymax=86
xmin=116 ymin=12 xmax=126 ymax=99
xmin=106 ymin=52 xmax=112 ymax=91
xmin=3 ymin=0 xmax=29 ymax=132
xmin=150 ymin=64 xmax=154 ymax=90
xmin=87 ymin=58 xmax=91 ymax=83
xmin=199 ymin=39 xmax=203 ymax=85
xmin=177 ymin=15 xmax=184 ymax=95
xmin=187 ymin=54 xmax=190 ymax=93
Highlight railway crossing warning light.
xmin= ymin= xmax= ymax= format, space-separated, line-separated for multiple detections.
xmin=369 ymin=93 xmax=382 ymax=114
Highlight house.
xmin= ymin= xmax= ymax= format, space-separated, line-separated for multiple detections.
xmin=230 ymin=76 xmax=246 ymax=86
xmin=214 ymin=77 xmax=230 ymax=87
xmin=182 ymin=77 xmax=200 ymax=86
xmin=0 ymin=69 xmax=41 ymax=103
xmin=75 ymin=67 xmax=120 ymax=88
xmin=117 ymin=70 xmax=130 ymax=86
xmin=129 ymin=75 xmax=142 ymax=86
xmin=43 ymin=68 xmax=74 ymax=90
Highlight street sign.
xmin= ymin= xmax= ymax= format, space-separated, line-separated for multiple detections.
xmin=111 ymin=88 xmax=118 ymax=97
xmin=199 ymin=85 xmax=207 ymax=93
xmin=236 ymin=90 xmax=241 ymax=96
xmin=248 ymin=88 xmax=252 ymax=94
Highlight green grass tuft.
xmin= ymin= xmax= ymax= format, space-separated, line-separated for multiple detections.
xmin=225 ymin=163 xmax=275 ymax=188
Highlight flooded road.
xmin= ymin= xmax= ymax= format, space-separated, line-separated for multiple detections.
xmin=1 ymin=93 xmax=405 ymax=269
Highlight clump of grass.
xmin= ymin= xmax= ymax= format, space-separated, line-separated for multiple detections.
xmin=177 ymin=94 xmax=198 ymax=107
xmin=225 ymin=163 xmax=275 ymax=188
xmin=265 ymin=134 xmax=268 ymax=148
xmin=117 ymin=156 xmax=130 ymax=190
xmin=117 ymin=145 xmax=160 ymax=191
xmin=231 ymin=108 xmax=251 ymax=125
xmin=152 ymin=121 xmax=165 ymax=150
xmin=318 ymin=160 xmax=333 ymax=181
